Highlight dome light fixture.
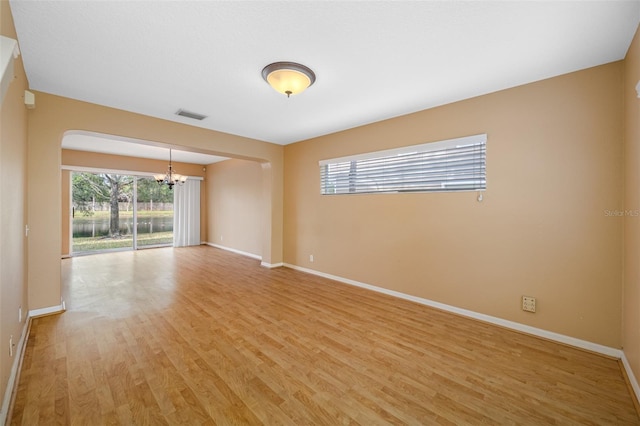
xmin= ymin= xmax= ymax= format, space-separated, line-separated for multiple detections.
xmin=262 ymin=61 xmax=316 ymax=98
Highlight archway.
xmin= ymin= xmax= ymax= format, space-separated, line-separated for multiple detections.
xmin=27 ymin=92 xmax=283 ymax=312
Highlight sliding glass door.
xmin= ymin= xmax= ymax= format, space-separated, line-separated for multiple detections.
xmin=71 ymin=172 xmax=173 ymax=255
xmin=135 ymin=177 xmax=174 ymax=248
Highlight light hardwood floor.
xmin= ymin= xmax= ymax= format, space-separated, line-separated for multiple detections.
xmin=9 ymin=246 xmax=640 ymax=425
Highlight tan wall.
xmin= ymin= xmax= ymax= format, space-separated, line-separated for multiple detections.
xmin=61 ymin=149 xmax=209 ymax=255
xmin=284 ymin=62 xmax=624 ymax=348
xmin=0 ymin=0 xmax=29 ymax=412
xmin=28 ymin=93 xmax=283 ymax=311
xmin=207 ymin=159 xmax=263 ymax=257
xmin=623 ymin=25 xmax=640 ymax=390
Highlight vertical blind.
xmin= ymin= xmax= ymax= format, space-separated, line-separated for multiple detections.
xmin=173 ymin=179 xmax=201 ymax=247
xmin=319 ymin=134 xmax=486 ymax=195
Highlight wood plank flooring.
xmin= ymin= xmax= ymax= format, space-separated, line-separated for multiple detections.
xmin=9 ymin=246 xmax=640 ymax=424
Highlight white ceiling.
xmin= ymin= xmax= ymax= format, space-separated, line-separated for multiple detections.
xmin=9 ymin=0 xmax=640 ymax=149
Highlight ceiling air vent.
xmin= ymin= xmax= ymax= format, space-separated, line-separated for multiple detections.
xmin=175 ymin=109 xmax=207 ymax=121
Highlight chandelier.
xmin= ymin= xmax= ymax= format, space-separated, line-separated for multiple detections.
xmin=154 ymin=149 xmax=186 ymax=190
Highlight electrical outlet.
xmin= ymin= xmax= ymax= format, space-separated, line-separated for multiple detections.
xmin=220 ymin=235 xmax=223 ymax=241
xmin=522 ymin=296 xmax=536 ymax=313
xmin=9 ymin=335 xmax=13 ymax=357
xmin=309 ymin=254 xmax=314 ymax=262
xmin=18 ymin=307 xmax=22 ymax=323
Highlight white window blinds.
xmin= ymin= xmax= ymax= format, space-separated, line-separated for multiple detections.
xmin=319 ymin=134 xmax=486 ymax=195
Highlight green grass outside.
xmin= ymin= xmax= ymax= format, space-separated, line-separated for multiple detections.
xmin=73 ymin=231 xmax=173 ymax=252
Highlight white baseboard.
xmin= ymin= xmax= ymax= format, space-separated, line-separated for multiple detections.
xmin=61 ymin=253 xmax=71 ymax=259
xmin=261 ymin=261 xmax=284 ymax=269
xmin=283 ymin=263 xmax=623 ymax=359
xmin=29 ymin=303 xmax=65 ymax=318
xmin=0 ymin=318 xmax=30 ymax=425
xmin=204 ymin=243 xmax=262 ymax=260
xmin=204 ymin=243 xmax=283 ymax=268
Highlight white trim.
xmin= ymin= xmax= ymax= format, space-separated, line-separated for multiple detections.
xmin=61 ymin=165 xmax=203 ymax=180
xmin=0 ymin=35 xmax=20 ymax=105
xmin=319 ymin=133 xmax=486 ymax=166
xmin=0 ymin=318 xmax=29 ymax=425
xmin=283 ymin=263 xmax=623 ymax=359
xmin=621 ymin=352 xmax=640 ymax=407
xmin=29 ymin=304 xmax=65 ymax=318
xmin=203 ymin=242 xmax=282 ymax=268
xmin=205 ymin=242 xmax=262 ymax=260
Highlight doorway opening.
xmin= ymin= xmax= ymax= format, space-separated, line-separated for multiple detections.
xmin=71 ymin=171 xmax=174 ymax=255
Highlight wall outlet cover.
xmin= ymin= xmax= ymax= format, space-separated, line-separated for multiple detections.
xmin=522 ymin=296 xmax=536 ymax=313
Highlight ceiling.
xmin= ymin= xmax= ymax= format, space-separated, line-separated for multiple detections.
xmin=9 ymin=1 xmax=640 ymax=149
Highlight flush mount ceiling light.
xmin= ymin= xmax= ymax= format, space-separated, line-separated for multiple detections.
xmin=262 ymin=62 xmax=316 ymax=98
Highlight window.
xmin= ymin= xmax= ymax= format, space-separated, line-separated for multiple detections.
xmin=320 ymin=134 xmax=486 ymax=195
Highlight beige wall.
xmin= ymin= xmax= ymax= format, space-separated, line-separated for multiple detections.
xmin=27 ymin=93 xmax=283 ymax=311
xmin=0 ymin=0 xmax=29 ymax=413
xmin=207 ymin=159 xmax=263 ymax=257
xmin=624 ymin=26 xmax=640 ymax=391
xmin=284 ymin=62 xmax=624 ymax=348
xmin=61 ymin=149 xmax=209 ymax=256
